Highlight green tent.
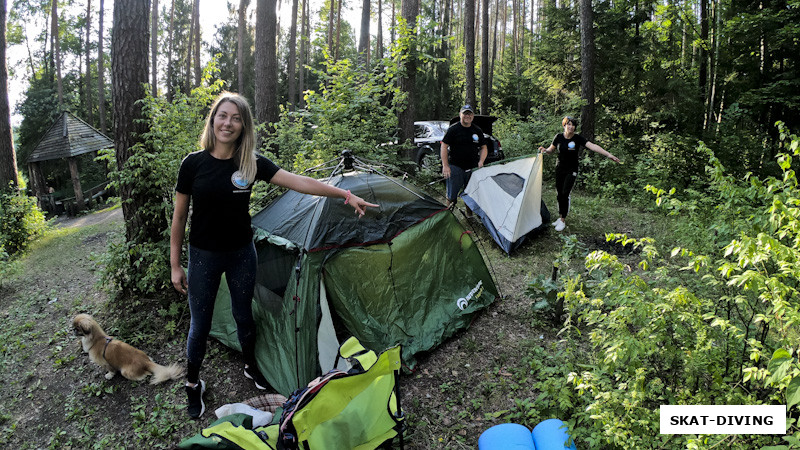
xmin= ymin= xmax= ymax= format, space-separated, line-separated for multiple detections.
xmin=209 ymin=168 xmax=498 ymax=395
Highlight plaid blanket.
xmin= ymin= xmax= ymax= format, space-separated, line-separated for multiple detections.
xmin=242 ymin=393 xmax=288 ymax=413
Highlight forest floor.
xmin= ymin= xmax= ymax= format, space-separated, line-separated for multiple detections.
xmin=0 ymin=191 xmax=663 ymax=449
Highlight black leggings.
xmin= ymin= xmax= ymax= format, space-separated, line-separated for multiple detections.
xmin=555 ymin=170 xmax=578 ymax=219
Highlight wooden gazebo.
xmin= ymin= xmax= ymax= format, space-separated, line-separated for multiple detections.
xmin=26 ymin=112 xmax=113 ymax=214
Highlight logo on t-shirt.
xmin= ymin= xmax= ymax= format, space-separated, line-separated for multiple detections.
xmin=472 ymin=134 xmax=479 ymax=143
xmin=231 ymin=170 xmax=250 ymax=189
xmin=567 ymin=141 xmax=576 ymax=150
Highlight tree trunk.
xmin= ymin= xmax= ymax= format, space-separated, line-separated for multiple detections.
xmin=699 ymin=0 xmax=708 ymax=131
xmin=490 ymin=0 xmax=498 ymax=95
xmin=334 ymin=0 xmax=342 ymax=61
xmin=238 ymin=0 xmax=248 ymax=95
xmin=68 ymin=157 xmax=86 ymax=210
xmin=167 ymin=0 xmax=176 ymax=101
xmin=480 ymin=0 xmax=489 ymax=114
xmin=0 ymin=0 xmax=18 ymax=189
xmin=397 ymin=0 xmax=419 ymax=145
xmin=376 ymin=0 xmax=383 ymax=61
xmin=500 ymin=0 xmax=506 ymax=63
xmin=84 ymin=0 xmax=94 ymax=124
xmin=464 ymin=0 xmax=476 ymax=106
xmin=193 ymin=0 xmax=201 ymax=86
xmin=299 ymin=0 xmax=307 ymax=108
xmin=288 ymin=0 xmax=298 ymax=107
xmin=151 ymin=0 xmax=158 ymax=97
xmin=435 ymin=0 xmax=450 ymax=119
xmin=706 ymin=0 xmax=719 ymax=129
xmin=52 ymin=0 xmax=64 ymax=109
xmin=358 ymin=0 xmax=370 ymax=66
xmin=513 ymin=0 xmax=521 ymax=113
xmin=98 ymin=0 xmax=107 ymax=134
xmin=327 ymin=0 xmax=335 ymax=57
xmin=185 ymin=0 xmax=194 ymax=93
xmin=580 ymin=0 xmax=595 ymax=140
xmin=391 ymin=0 xmax=395 ymax=44
xmin=112 ymin=0 xmax=165 ymax=243
xmin=255 ymin=0 xmax=279 ymax=148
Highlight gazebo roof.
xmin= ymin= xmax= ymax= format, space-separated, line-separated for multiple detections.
xmin=26 ymin=112 xmax=114 ymax=163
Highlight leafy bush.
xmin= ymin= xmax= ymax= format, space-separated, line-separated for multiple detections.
xmin=521 ymin=125 xmax=800 ymax=448
xmin=0 ymin=189 xmax=47 ymax=257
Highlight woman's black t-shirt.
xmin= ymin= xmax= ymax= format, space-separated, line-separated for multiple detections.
xmin=176 ymin=150 xmax=279 ymax=252
xmin=551 ymin=133 xmax=588 ymax=173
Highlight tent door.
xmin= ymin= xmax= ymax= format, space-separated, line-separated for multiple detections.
xmin=318 ymin=279 xmax=351 ymax=373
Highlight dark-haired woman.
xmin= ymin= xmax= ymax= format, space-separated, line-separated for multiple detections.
xmin=538 ymin=116 xmax=621 ymax=231
xmin=170 ymin=92 xmax=378 ymax=418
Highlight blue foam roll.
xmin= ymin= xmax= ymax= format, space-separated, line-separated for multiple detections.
xmin=478 ymin=423 xmax=535 ymax=450
xmin=531 ymin=418 xmax=577 ymax=450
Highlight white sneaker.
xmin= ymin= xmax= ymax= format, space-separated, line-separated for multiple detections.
xmin=554 ymin=219 xmax=566 ymax=231
xmin=552 ymin=219 xmax=560 ymax=226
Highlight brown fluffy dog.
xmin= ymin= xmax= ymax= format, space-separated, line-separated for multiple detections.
xmin=72 ymin=313 xmax=184 ymax=384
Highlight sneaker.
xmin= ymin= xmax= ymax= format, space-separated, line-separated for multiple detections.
xmin=185 ymin=380 xmax=206 ymax=419
xmin=552 ymin=219 xmax=561 ymax=226
xmin=244 ymin=365 xmax=270 ymax=390
xmin=554 ymin=219 xmax=566 ymax=231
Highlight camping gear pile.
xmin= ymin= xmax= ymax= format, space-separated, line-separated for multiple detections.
xmin=179 ymin=337 xmax=404 ymax=450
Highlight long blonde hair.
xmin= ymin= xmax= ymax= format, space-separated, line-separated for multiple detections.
xmin=200 ymin=92 xmax=257 ymax=185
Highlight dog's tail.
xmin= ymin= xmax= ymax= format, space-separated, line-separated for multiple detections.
xmin=148 ymin=362 xmax=186 ymax=385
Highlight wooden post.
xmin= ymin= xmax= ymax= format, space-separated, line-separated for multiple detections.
xmin=27 ymin=162 xmax=50 ymax=209
xmin=68 ymin=157 xmax=86 ymax=211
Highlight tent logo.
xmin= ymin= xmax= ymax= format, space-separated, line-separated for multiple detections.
xmin=457 ymin=280 xmax=483 ymax=311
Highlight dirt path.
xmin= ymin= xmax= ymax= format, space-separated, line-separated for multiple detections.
xmin=52 ymin=207 xmax=123 ymax=229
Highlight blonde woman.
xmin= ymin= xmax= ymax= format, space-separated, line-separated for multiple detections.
xmin=170 ymin=92 xmax=377 ymax=418
xmin=539 ymin=116 xmax=621 ymax=231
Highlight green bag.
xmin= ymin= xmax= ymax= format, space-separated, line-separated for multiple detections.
xmin=279 ymin=339 xmax=404 ymax=449
xmin=177 ymin=413 xmax=279 ymax=450
xmin=179 ymin=338 xmax=404 ymax=450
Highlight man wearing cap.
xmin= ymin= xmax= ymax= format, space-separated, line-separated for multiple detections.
xmin=440 ymin=105 xmax=488 ymax=211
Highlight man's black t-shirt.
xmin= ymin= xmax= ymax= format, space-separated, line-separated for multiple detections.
xmin=551 ymin=133 xmax=588 ymax=173
xmin=442 ymin=123 xmax=486 ymax=170
xmin=176 ymin=150 xmax=279 ymax=251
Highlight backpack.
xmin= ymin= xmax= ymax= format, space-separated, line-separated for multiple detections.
xmin=278 ymin=337 xmax=404 ymax=450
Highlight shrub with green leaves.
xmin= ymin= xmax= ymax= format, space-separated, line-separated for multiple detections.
xmin=523 ymin=125 xmax=800 ymax=449
xmin=0 ymin=189 xmax=47 ymax=257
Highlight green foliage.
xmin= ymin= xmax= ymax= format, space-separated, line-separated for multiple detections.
xmin=97 ymin=62 xmax=223 ymax=295
xmin=526 ymin=234 xmax=588 ymax=320
xmin=0 ymin=189 xmax=48 ymax=258
xmin=265 ymin=41 xmax=414 ymax=179
xmin=521 ymin=126 xmax=800 ymax=448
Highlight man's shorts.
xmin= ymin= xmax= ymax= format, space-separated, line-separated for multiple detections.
xmin=446 ymin=165 xmax=472 ymax=202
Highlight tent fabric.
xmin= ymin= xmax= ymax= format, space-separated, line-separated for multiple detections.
xmin=251 ymin=171 xmax=444 ymax=251
xmin=209 ymin=171 xmax=498 ymax=395
xmin=462 ymin=155 xmax=550 ymax=253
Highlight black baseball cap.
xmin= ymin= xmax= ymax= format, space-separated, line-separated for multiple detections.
xmin=460 ymin=104 xmax=475 ymax=113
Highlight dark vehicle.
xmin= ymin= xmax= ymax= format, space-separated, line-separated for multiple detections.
xmin=412 ymin=116 xmax=505 ymax=170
